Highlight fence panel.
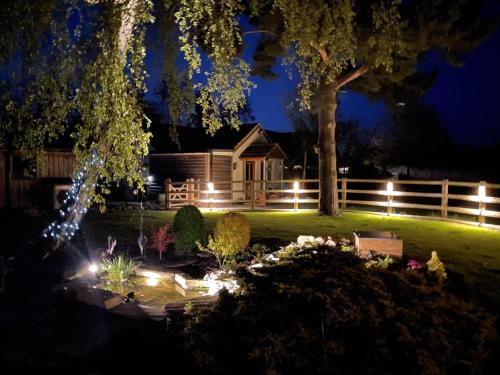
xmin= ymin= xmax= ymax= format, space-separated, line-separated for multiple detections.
xmin=164 ymin=178 xmax=500 ymax=228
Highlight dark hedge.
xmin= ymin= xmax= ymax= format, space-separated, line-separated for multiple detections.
xmin=183 ymin=247 xmax=499 ymax=374
xmin=173 ymin=205 xmax=204 ymax=255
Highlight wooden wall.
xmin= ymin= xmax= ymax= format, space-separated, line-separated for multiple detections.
xmin=211 ymin=155 xmax=232 ymax=199
xmin=37 ymin=151 xmax=76 ymax=178
xmin=10 ymin=178 xmax=35 ymax=208
xmin=149 ymin=153 xmax=209 ymax=192
xmin=0 ymin=150 xmax=75 ymax=209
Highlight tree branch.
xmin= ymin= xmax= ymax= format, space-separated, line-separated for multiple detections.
xmin=242 ymin=30 xmax=278 ymax=38
xmin=309 ymin=41 xmax=329 ymax=63
xmin=335 ymin=65 xmax=369 ymax=90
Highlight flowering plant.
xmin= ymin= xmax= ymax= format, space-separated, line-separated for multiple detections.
xmin=151 ymin=224 xmax=176 ymax=260
xmin=407 ymin=259 xmax=423 ymax=270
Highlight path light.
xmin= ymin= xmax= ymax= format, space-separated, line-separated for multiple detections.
xmin=89 ymin=264 xmax=98 ymax=273
xmin=147 ymin=175 xmax=154 ymax=183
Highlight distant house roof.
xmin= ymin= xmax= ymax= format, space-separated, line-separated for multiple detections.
xmin=150 ymin=123 xmax=270 ymax=153
xmin=240 ymin=143 xmax=286 ymax=159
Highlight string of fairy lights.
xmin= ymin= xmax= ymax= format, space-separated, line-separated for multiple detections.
xmin=42 ymin=152 xmax=103 ymax=241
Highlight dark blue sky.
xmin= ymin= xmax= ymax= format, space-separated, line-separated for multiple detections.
xmin=145 ymin=1 xmax=500 ymax=146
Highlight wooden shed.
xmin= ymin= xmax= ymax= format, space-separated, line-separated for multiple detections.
xmin=0 ymin=149 xmax=75 ymax=209
xmin=148 ymin=123 xmax=286 ymax=200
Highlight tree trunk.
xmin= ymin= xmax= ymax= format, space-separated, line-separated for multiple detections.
xmin=318 ymin=92 xmax=340 ymax=216
xmin=302 ymin=149 xmax=307 ymax=180
xmin=5 ymin=150 xmax=12 ymax=210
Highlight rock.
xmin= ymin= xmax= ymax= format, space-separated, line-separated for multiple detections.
xmin=264 ymin=253 xmax=280 ymax=262
xmin=314 ymin=237 xmax=325 ymax=245
xmin=297 ymin=235 xmax=316 ymax=246
xmin=104 ymin=295 xmax=123 ymax=309
xmin=325 ymin=237 xmax=336 ymax=247
xmin=249 ymin=262 xmax=263 ymax=269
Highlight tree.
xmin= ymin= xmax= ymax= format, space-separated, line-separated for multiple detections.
xmin=371 ymin=102 xmax=453 ymax=175
xmin=1 ymin=0 xmax=154 ymax=243
xmin=247 ymin=0 xmax=492 ymax=215
xmin=0 ymin=0 xmax=494 ymax=246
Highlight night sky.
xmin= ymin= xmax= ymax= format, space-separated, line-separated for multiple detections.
xmin=145 ymin=0 xmax=500 ymax=146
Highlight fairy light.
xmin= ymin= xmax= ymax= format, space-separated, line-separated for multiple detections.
xmin=42 ymin=152 xmax=102 ymax=241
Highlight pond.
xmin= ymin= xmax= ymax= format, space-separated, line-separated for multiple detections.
xmin=98 ymin=276 xmax=202 ymax=308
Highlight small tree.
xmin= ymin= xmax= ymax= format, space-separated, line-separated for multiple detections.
xmin=151 ymin=224 xmax=176 ymax=260
xmin=197 ymin=212 xmax=251 ymax=269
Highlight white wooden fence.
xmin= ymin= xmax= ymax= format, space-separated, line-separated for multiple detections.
xmin=164 ymin=178 xmax=500 ymax=228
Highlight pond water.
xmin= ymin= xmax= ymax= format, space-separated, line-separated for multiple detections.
xmin=98 ymin=276 xmax=202 ymax=307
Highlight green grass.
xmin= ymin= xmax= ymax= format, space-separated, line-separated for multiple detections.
xmin=82 ymin=209 xmax=500 ymax=310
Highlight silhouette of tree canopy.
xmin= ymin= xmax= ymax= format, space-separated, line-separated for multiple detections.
xmin=0 ymin=0 xmax=494 ymax=218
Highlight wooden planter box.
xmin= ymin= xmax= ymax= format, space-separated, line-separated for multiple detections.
xmin=353 ymin=231 xmax=403 ymax=257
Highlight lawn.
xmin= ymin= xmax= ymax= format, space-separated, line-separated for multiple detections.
xmin=82 ymin=209 xmax=500 ymax=310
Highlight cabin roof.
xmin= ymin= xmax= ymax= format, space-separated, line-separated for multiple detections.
xmin=149 ymin=123 xmax=270 ymax=153
xmin=239 ymin=143 xmax=286 ymax=159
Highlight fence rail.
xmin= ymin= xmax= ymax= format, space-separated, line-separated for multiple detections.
xmin=163 ymin=177 xmax=500 ymax=228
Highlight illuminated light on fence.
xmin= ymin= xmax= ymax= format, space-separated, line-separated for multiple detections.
xmin=387 ymin=181 xmax=394 ymax=193
xmin=478 ymin=185 xmax=486 ymax=202
xmin=386 ymin=181 xmax=394 ymax=216
xmin=207 ymin=182 xmax=215 ymax=210
xmin=478 ymin=183 xmax=488 ymax=226
xmin=293 ymin=180 xmax=300 ymax=211
xmin=147 ymin=175 xmax=154 ymax=183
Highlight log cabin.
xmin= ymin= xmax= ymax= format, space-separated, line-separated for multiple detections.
xmin=148 ymin=123 xmax=287 ymax=201
xmin=0 ymin=123 xmax=287 ymax=209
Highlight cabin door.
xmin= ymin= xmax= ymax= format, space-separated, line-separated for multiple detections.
xmin=244 ymin=161 xmax=255 ymax=200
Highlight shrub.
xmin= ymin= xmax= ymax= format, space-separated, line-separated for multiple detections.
xmin=151 ymin=224 xmax=176 ymax=260
xmin=183 ymin=247 xmax=498 ymax=374
xmin=249 ymin=243 xmax=269 ymax=262
xmin=173 ymin=205 xmax=204 ymax=255
xmin=214 ymin=212 xmax=251 ymax=257
xmin=365 ymin=255 xmax=395 ymax=269
xmin=196 ymin=212 xmax=251 ymax=269
xmin=427 ymin=251 xmax=447 ymax=281
xmin=100 ymin=255 xmax=139 ymax=284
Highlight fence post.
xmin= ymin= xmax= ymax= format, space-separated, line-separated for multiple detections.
xmin=478 ymin=181 xmax=486 ymax=225
xmin=186 ymin=178 xmax=194 ymax=205
xmin=293 ymin=180 xmax=299 ymax=211
xmin=341 ymin=177 xmax=347 ymax=210
xmin=250 ymin=180 xmax=255 ymax=210
xmin=440 ymin=179 xmax=448 ymax=218
xmin=164 ymin=178 xmax=171 ymax=210
xmin=387 ymin=179 xmax=394 ymax=215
